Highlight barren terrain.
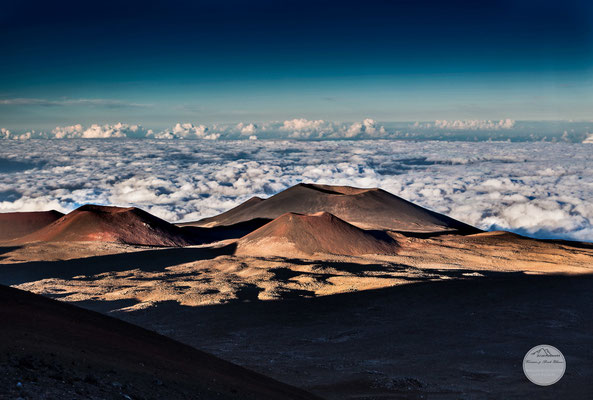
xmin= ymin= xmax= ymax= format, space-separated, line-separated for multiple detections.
xmin=0 ymin=284 xmax=320 ymax=400
xmin=2 ymin=184 xmax=592 ymax=399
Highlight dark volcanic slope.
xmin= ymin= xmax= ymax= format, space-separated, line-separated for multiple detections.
xmin=0 ymin=285 xmax=321 ymax=400
xmin=191 ymin=183 xmax=478 ymax=233
xmin=13 ymin=205 xmax=201 ymax=247
xmin=237 ymin=212 xmax=398 ymax=257
xmin=0 ymin=210 xmax=64 ymax=241
xmin=122 ymin=274 xmax=593 ymax=400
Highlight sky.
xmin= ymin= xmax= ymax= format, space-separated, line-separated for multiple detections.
xmin=1 ymin=0 xmax=593 ymax=130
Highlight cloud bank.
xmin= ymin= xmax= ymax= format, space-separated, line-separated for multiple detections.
xmin=415 ymin=119 xmax=516 ymax=130
xmin=0 ymin=119 xmax=389 ymax=140
xmin=148 ymin=123 xmax=220 ymax=140
xmin=3 ymin=119 xmax=593 ymax=142
xmin=0 ymin=139 xmax=592 ymax=242
xmin=52 ymin=123 xmax=152 ymax=139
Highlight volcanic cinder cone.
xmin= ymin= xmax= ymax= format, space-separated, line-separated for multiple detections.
xmin=13 ymin=205 xmax=201 ymax=247
xmin=236 ymin=211 xmax=399 ymax=257
xmin=0 ymin=285 xmax=320 ymax=400
xmin=0 ymin=210 xmax=64 ymax=241
xmin=191 ymin=183 xmax=479 ymax=234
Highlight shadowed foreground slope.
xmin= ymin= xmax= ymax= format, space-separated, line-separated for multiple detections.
xmin=118 ymin=273 xmax=593 ymax=400
xmin=0 ymin=285 xmax=321 ymax=400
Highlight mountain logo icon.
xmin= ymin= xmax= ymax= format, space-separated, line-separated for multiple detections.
xmin=531 ymin=347 xmax=556 ymax=357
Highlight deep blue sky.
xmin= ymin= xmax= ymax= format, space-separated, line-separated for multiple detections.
xmin=1 ymin=0 xmax=592 ymax=130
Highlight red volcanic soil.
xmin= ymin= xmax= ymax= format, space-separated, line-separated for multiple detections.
xmin=191 ymin=183 xmax=479 ymax=234
xmin=0 ymin=210 xmax=64 ymax=241
xmin=178 ymin=196 xmax=265 ymax=228
xmin=13 ymin=205 xmax=201 ymax=247
xmin=237 ymin=212 xmax=399 ymax=257
xmin=0 ymin=285 xmax=320 ymax=400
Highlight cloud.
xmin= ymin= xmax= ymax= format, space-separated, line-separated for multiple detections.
xmin=1 ymin=139 xmax=591 ymax=242
xmin=278 ymin=118 xmax=388 ymax=139
xmin=52 ymin=124 xmax=83 ymax=138
xmin=5 ymin=119 xmax=385 ymax=140
xmin=345 ymin=118 xmax=386 ymax=137
xmin=280 ymin=118 xmax=331 ymax=138
xmin=417 ymin=119 xmax=516 ymax=130
xmin=149 ymin=123 xmax=220 ymax=140
xmin=52 ymin=123 xmax=151 ymax=139
xmin=237 ymin=122 xmax=257 ymax=136
xmin=1 ymin=128 xmax=48 ymax=140
xmin=3 ymin=119 xmax=592 ymax=143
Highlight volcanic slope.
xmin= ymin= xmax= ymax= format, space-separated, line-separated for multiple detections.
xmin=189 ymin=183 xmax=479 ymax=233
xmin=11 ymin=205 xmax=201 ymax=247
xmin=0 ymin=284 xmax=321 ymax=400
xmin=0 ymin=210 xmax=64 ymax=241
xmin=236 ymin=211 xmax=399 ymax=257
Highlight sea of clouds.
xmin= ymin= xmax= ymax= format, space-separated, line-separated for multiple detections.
xmin=1 ymin=139 xmax=592 ymax=242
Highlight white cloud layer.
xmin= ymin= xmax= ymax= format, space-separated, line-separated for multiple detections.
xmin=0 ymin=119 xmax=390 ymax=140
xmin=237 ymin=122 xmax=257 ymax=136
xmin=52 ymin=123 xmax=152 ymax=139
xmin=0 ymin=139 xmax=592 ymax=242
xmin=3 ymin=119 xmax=593 ymax=142
xmin=416 ymin=119 xmax=516 ymax=130
xmin=1 ymin=123 xmax=152 ymax=139
xmin=278 ymin=118 xmax=388 ymax=139
xmin=148 ymin=123 xmax=220 ymax=140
